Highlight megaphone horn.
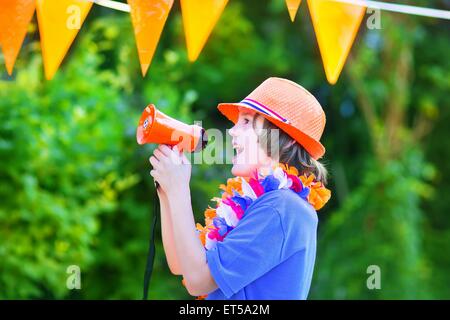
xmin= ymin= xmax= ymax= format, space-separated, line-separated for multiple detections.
xmin=136 ymin=104 xmax=208 ymax=153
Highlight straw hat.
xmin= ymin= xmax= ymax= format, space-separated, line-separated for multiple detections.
xmin=217 ymin=77 xmax=326 ymax=160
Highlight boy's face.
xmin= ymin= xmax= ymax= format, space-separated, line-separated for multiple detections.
xmin=229 ymin=107 xmax=273 ymax=177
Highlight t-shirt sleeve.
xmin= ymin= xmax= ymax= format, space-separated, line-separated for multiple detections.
xmin=205 ymin=204 xmax=285 ymax=298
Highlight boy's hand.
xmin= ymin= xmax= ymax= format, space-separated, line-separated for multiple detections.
xmin=149 ymin=144 xmax=191 ymax=196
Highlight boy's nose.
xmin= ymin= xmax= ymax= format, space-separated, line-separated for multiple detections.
xmin=228 ymin=124 xmax=238 ymax=137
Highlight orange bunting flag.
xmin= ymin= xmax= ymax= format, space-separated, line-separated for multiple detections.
xmin=127 ymin=0 xmax=174 ymax=76
xmin=285 ymin=0 xmax=302 ymax=22
xmin=36 ymin=0 xmax=93 ymax=80
xmin=0 ymin=0 xmax=371 ymax=84
xmin=180 ymin=0 xmax=229 ymax=62
xmin=307 ymin=0 xmax=366 ymax=84
xmin=0 ymin=0 xmax=36 ymax=75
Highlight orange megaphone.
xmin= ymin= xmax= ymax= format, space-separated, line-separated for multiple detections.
xmin=136 ymin=104 xmax=208 ymax=152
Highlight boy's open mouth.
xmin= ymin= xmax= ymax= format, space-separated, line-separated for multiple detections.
xmin=232 ymin=144 xmax=245 ymax=164
xmin=233 ymin=144 xmax=244 ymax=156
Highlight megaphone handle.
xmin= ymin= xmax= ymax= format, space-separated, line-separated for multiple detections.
xmin=143 ymin=185 xmax=159 ymax=299
xmin=143 ymin=172 xmax=162 ymax=299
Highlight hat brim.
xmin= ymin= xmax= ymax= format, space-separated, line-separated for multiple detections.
xmin=218 ymin=102 xmax=325 ymax=160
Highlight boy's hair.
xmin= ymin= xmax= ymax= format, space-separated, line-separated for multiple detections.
xmin=253 ymin=114 xmax=328 ymax=185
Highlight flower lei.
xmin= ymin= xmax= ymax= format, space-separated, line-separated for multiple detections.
xmin=183 ymin=163 xmax=331 ymax=299
xmin=196 ymin=163 xmax=331 ymax=253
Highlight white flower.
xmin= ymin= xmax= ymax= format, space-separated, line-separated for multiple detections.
xmin=286 ymin=177 xmax=293 ymax=189
xmin=273 ymin=166 xmax=289 ymax=189
xmin=216 ymin=202 xmax=239 ymax=227
xmin=240 ymin=178 xmax=257 ymax=200
xmin=259 ymin=166 xmax=273 ymax=178
xmin=205 ymin=236 xmax=217 ymax=250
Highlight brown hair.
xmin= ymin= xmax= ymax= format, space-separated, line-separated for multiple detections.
xmin=253 ymin=114 xmax=328 ymax=185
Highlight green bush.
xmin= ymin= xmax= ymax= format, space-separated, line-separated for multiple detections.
xmin=0 ymin=17 xmax=139 ymax=298
xmin=311 ymin=149 xmax=434 ymax=299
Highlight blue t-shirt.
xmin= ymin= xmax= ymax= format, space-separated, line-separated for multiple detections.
xmin=205 ymin=188 xmax=318 ymax=300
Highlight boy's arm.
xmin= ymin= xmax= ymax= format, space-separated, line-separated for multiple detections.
xmin=158 ymin=188 xmax=182 ymax=275
xmin=166 ymin=185 xmax=218 ymax=296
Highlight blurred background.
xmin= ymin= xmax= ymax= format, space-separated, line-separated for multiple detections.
xmin=0 ymin=0 xmax=449 ymax=299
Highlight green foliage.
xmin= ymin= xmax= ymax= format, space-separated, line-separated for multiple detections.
xmin=309 ymin=10 xmax=449 ymax=299
xmin=0 ymin=20 xmax=137 ymax=298
xmin=311 ymin=149 xmax=434 ymax=299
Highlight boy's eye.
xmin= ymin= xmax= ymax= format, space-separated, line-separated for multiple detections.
xmin=243 ymin=118 xmax=250 ymax=124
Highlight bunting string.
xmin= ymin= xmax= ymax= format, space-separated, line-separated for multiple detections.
xmin=87 ymin=0 xmax=450 ymax=20
xmin=332 ymin=0 xmax=450 ymax=20
xmin=90 ymin=0 xmax=130 ymax=12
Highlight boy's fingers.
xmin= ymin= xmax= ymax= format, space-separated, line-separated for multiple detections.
xmin=181 ymin=152 xmax=190 ymax=165
xmin=153 ymin=148 xmax=166 ymax=161
xmin=150 ymin=170 xmax=161 ymax=186
xmin=157 ymin=144 xmax=172 ymax=156
xmin=149 ymin=155 xmax=160 ymax=168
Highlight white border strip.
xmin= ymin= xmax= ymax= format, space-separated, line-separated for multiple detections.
xmin=239 ymin=99 xmax=291 ymax=124
xmin=89 ymin=0 xmax=130 ymax=13
xmin=331 ymin=0 xmax=450 ymax=20
xmin=85 ymin=0 xmax=450 ymax=20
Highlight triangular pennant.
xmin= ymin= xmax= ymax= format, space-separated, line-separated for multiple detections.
xmin=180 ymin=0 xmax=228 ymax=62
xmin=127 ymin=0 xmax=174 ymax=76
xmin=36 ymin=0 xmax=92 ymax=80
xmin=0 ymin=0 xmax=36 ymax=75
xmin=285 ymin=0 xmax=302 ymax=22
xmin=307 ymin=0 xmax=366 ymax=84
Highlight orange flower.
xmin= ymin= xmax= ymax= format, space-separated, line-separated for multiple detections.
xmin=278 ymin=165 xmax=331 ymax=210
xmin=304 ymin=178 xmax=331 ymax=210
xmin=204 ymin=207 xmax=216 ymax=219
xmin=202 ymin=207 xmax=216 ymax=227
xmin=219 ymin=177 xmax=243 ymax=198
xmin=308 ymin=184 xmax=331 ymax=210
xmin=279 ymin=163 xmax=299 ymax=176
xmin=204 ymin=217 xmax=213 ymax=227
xmin=210 ymin=197 xmax=222 ymax=206
xmin=300 ymin=173 xmax=316 ymax=187
xmin=300 ymin=174 xmax=331 ymax=210
xmin=196 ymin=223 xmax=207 ymax=246
xmin=196 ymin=223 xmax=214 ymax=244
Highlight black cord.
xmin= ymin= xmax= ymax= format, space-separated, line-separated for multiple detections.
xmin=142 ymin=181 xmax=159 ymax=300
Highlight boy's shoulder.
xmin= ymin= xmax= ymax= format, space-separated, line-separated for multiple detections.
xmin=249 ymin=189 xmax=318 ymax=225
xmin=246 ymin=189 xmax=318 ymax=252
